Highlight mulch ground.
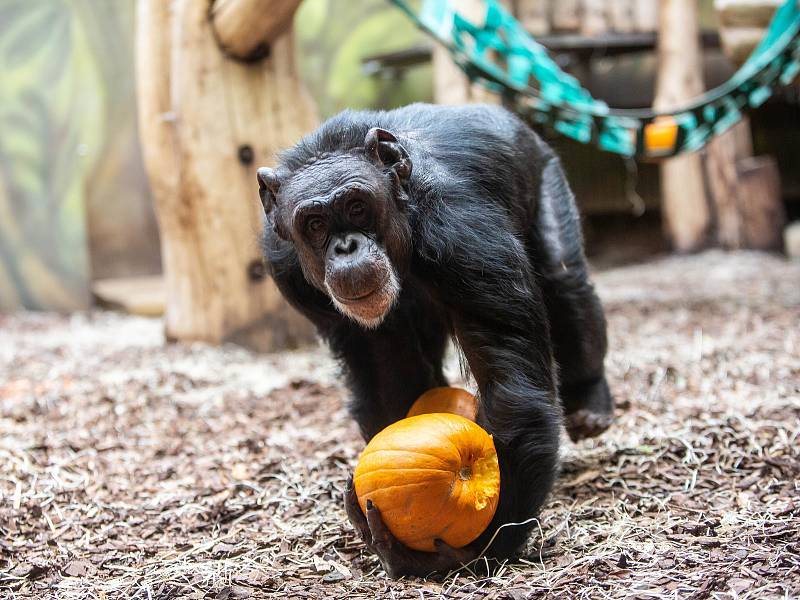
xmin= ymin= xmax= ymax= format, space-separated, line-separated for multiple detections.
xmin=1 ymin=250 xmax=799 ymax=599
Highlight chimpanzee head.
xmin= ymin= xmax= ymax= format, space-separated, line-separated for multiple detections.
xmin=257 ymin=127 xmax=413 ymax=328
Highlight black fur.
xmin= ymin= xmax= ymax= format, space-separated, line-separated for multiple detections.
xmin=263 ymin=103 xmax=611 ymax=566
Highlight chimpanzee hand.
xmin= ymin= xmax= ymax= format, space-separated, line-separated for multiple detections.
xmin=344 ymin=477 xmax=477 ymax=578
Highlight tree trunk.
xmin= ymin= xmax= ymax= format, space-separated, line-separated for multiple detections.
xmin=136 ymin=0 xmax=316 ymax=351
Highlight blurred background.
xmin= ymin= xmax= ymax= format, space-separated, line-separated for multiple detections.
xmin=0 ymin=0 xmax=798 ymax=350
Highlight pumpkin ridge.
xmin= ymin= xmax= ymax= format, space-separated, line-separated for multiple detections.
xmin=354 ymin=467 xmax=454 ymax=478
xmin=359 ymin=448 xmax=456 ymax=464
xmin=358 ymin=479 xmax=449 ymax=496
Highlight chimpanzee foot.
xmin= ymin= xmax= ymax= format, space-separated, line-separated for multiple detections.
xmin=564 ymin=409 xmax=613 ymax=442
xmin=562 ymin=377 xmax=614 ymax=442
xmin=344 ymin=478 xmax=476 ymax=578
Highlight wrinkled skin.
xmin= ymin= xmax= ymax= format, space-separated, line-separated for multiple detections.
xmin=258 ymin=104 xmax=613 ymax=578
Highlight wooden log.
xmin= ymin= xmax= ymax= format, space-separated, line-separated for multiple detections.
xmin=718 ymin=26 xmax=769 ymax=64
xmin=432 ymin=44 xmax=501 ymax=105
xmin=655 ymin=0 xmax=712 ymax=252
xmin=136 ymin=0 xmax=316 ymax=351
xmin=210 ymin=0 xmax=304 ymax=60
xmin=737 ymin=156 xmax=786 ymax=250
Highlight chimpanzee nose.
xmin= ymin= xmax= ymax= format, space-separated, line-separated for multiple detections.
xmin=333 ymin=234 xmax=359 ymax=256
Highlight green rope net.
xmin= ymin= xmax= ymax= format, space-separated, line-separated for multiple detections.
xmin=390 ymin=0 xmax=800 ymax=158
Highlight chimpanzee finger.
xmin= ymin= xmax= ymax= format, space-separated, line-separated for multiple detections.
xmin=343 ymin=477 xmax=372 ymax=546
xmin=364 ymin=499 xmax=395 ymax=550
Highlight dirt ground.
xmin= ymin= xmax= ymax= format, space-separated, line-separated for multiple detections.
xmin=1 ymin=251 xmax=799 ymax=599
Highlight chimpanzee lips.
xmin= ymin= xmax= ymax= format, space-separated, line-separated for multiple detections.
xmin=336 ymin=286 xmax=382 ymax=304
xmin=324 ymin=264 xmax=400 ymax=329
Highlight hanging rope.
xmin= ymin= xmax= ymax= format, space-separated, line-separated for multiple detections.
xmin=389 ymin=0 xmax=800 ymax=158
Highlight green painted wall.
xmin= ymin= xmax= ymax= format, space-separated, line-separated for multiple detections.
xmin=295 ymin=0 xmax=433 ymax=119
xmin=0 ymin=0 xmax=159 ymax=311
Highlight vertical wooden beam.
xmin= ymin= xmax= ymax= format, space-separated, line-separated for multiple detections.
xmin=654 ymin=0 xmax=712 ymax=252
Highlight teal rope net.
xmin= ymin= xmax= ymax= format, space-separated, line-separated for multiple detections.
xmin=390 ymin=0 xmax=800 ymax=158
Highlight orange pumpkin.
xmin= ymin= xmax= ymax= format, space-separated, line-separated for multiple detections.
xmin=406 ymin=386 xmax=478 ymax=421
xmin=354 ymin=413 xmax=500 ymax=552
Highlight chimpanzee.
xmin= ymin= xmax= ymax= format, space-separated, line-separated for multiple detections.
xmin=257 ymin=103 xmax=613 ymax=578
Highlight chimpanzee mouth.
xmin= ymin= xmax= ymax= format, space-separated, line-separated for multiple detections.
xmin=335 ymin=285 xmax=383 ymax=304
xmin=325 ymin=269 xmax=400 ymax=329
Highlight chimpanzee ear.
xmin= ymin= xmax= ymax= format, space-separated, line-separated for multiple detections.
xmin=364 ymin=127 xmax=412 ymax=182
xmin=256 ymin=167 xmax=280 ymax=214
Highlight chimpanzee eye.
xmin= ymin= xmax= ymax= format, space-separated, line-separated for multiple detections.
xmin=304 ymin=216 xmax=327 ymax=243
xmin=349 ymin=200 xmax=365 ymax=217
xmin=348 ymin=199 xmax=371 ymax=226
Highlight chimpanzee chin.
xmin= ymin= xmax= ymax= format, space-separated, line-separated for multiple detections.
xmin=257 ymin=103 xmax=614 ymax=578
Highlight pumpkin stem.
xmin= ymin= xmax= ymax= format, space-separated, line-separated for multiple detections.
xmin=458 ymin=466 xmax=472 ymax=481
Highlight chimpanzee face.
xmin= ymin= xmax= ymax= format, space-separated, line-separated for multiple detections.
xmin=257 ymin=128 xmax=413 ymax=328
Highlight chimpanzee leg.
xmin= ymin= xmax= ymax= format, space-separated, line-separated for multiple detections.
xmin=529 ymin=154 xmax=613 ymax=441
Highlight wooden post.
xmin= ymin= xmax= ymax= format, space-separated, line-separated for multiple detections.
xmin=136 ymin=0 xmax=317 ymax=351
xmin=655 ymin=0 xmax=712 ymax=251
xmin=655 ymin=0 xmax=783 ymax=252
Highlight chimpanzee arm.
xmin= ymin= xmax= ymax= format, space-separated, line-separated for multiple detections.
xmin=349 ymin=202 xmax=562 ymax=578
xmin=421 ymin=201 xmax=562 ymax=560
